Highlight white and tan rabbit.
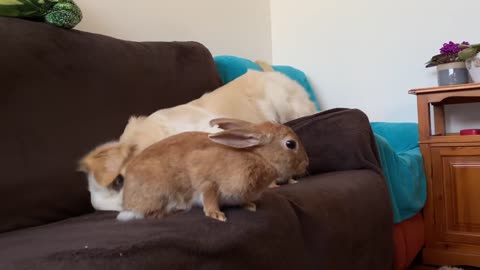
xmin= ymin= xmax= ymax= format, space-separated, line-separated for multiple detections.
xmin=117 ymin=118 xmax=309 ymax=222
xmin=79 ymin=70 xmax=317 ymax=212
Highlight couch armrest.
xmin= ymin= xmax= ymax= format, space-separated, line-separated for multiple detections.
xmin=286 ymin=108 xmax=382 ymax=176
xmin=370 ymin=122 xmax=419 ymax=153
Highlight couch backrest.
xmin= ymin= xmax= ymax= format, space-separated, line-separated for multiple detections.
xmin=0 ymin=17 xmax=222 ymax=233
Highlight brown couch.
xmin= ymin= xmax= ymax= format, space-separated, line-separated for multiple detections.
xmin=0 ymin=17 xmax=394 ymax=270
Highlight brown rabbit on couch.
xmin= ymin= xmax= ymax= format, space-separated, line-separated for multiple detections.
xmin=117 ymin=118 xmax=309 ymax=222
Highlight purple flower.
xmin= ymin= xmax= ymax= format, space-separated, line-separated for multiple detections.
xmin=439 ymin=41 xmax=470 ymax=54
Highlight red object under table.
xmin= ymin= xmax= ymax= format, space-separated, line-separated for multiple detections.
xmin=394 ymin=212 xmax=425 ymax=270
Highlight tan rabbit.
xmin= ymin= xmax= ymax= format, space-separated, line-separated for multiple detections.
xmin=117 ymin=118 xmax=309 ymax=222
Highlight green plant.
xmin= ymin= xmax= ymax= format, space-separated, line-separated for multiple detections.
xmin=0 ymin=0 xmax=82 ymax=28
xmin=458 ymin=43 xmax=480 ymax=61
xmin=426 ymin=41 xmax=467 ymax=67
xmin=426 ymin=41 xmax=480 ymax=68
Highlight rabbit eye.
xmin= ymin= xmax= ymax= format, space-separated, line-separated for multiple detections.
xmin=285 ymin=140 xmax=296 ymax=149
xmin=110 ymin=175 xmax=124 ymax=191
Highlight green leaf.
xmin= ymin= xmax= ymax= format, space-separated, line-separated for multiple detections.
xmin=0 ymin=0 xmax=23 ymax=5
xmin=458 ymin=47 xmax=478 ymax=60
xmin=0 ymin=6 xmax=21 ymax=16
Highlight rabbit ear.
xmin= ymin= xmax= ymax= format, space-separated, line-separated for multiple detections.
xmin=78 ymin=141 xmax=136 ymax=186
xmin=208 ymin=128 xmax=263 ymax=148
xmin=209 ymin=118 xmax=253 ymax=130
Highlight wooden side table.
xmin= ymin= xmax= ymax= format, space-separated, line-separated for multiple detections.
xmin=409 ymin=83 xmax=480 ymax=267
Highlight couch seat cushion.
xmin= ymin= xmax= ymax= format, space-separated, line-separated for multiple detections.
xmin=0 ymin=170 xmax=392 ymax=270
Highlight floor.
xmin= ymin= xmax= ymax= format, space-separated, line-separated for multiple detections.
xmin=409 ymin=265 xmax=480 ymax=270
xmin=407 ymin=253 xmax=480 ymax=270
xmin=409 ymin=266 xmax=437 ymax=270
xmin=408 ymin=254 xmax=438 ymax=269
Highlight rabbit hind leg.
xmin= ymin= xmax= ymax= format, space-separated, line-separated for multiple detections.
xmin=200 ymin=181 xmax=226 ymax=222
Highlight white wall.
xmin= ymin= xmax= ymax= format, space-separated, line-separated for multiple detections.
xmin=75 ymin=0 xmax=272 ymax=61
xmin=74 ymin=0 xmax=479 ymax=130
xmin=271 ymin=0 xmax=480 ymax=130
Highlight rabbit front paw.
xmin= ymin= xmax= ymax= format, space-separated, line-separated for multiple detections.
xmin=288 ymin=179 xmax=298 ymax=184
xmin=269 ymin=182 xmax=280 ymax=188
xmin=205 ymin=210 xmax=227 ymax=222
xmin=243 ymin=202 xmax=256 ymax=212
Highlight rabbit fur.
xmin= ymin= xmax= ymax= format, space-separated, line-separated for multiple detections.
xmin=79 ymin=70 xmax=316 ymax=211
xmin=117 ymin=118 xmax=309 ymax=222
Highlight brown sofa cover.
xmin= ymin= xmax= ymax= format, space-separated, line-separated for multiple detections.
xmin=0 ymin=17 xmax=222 ymax=233
xmin=0 ymin=18 xmax=393 ymax=270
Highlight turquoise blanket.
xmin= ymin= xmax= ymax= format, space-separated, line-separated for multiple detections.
xmin=214 ymin=55 xmax=427 ymax=223
xmin=371 ymin=123 xmax=426 ymax=223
